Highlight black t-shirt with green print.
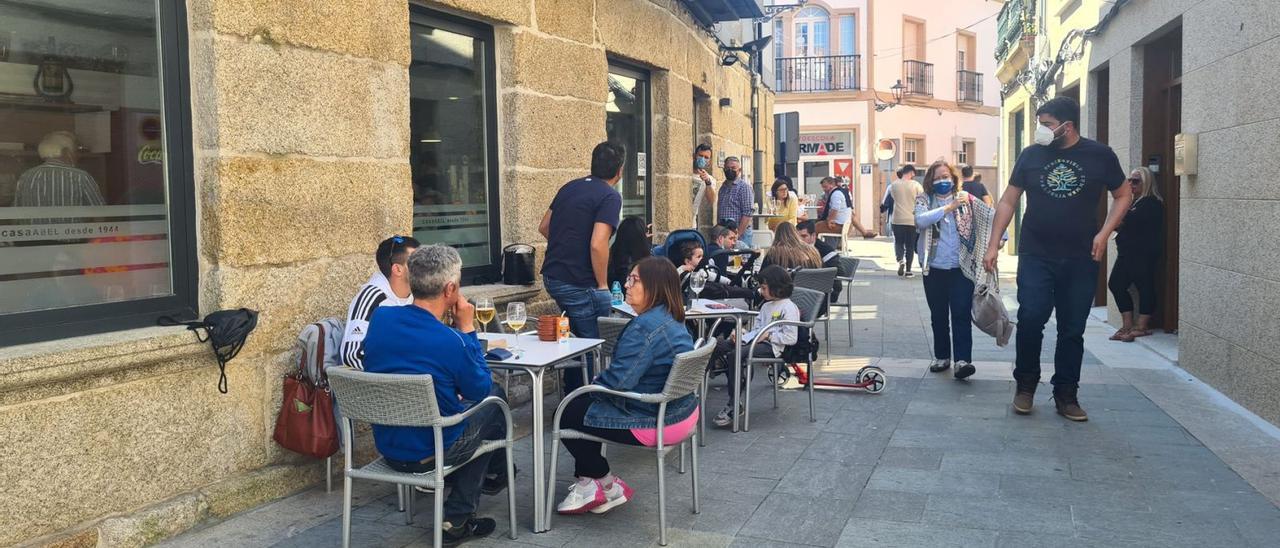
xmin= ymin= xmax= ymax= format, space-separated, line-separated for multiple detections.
xmin=1009 ymin=138 xmax=1125 ymax=259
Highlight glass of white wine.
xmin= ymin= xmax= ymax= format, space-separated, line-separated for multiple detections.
xmin=690 ymin=270 xmax=707 ymax=304
xmin=505 ymin=301 xmax=527 ymax=355
xmin=475 ymin=297 xmax=495 ymax=332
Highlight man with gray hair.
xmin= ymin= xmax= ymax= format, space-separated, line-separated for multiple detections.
xmin=362 ymin=244 xmax=508 ymax=544
xmin=715 ymin=155 xmax=754 ymax=248
xmin=13 ymin=131 xmax=105 ymax=207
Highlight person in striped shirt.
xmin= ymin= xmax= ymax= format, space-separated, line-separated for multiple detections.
xmin=13 ymin=131 xmax=105 ymax=208
xmin=341 ymin=235 xmax=420 ymax=369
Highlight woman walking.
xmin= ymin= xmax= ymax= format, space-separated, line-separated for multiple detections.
xmin=915 ymin=160 xmax=995 ymax=380
xmin=1108 ymin=167 xmax=1164 ymax=342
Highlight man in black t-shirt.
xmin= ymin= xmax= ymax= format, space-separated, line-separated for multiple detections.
xmin=539 ymin=141 xmax=625 ymax=394
xmin=960 ymin=164 xmax=992 ymax=206
xmin=983 ymin=97 xmax=1132 ymax=422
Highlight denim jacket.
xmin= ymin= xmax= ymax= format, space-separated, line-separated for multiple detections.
xmin=585 ymin=305 xmax=696 ymax=429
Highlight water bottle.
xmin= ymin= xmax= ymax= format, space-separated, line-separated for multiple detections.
xmin=610 ymin=281 xmax=624 ymax=305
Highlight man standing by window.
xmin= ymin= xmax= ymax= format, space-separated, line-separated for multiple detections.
xmin=984 ymin=96 xmax=1131 ymax=422
xmin=539 ymin=141 xmax=625 ymax=394
xmin=692 ymin=143 xmax=717 ymax=230
xmin=715 ymin=156 xmax=754 ymax=248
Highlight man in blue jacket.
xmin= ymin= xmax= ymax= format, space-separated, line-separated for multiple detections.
xmin=363 ymin=244 xmax=506 ymax=545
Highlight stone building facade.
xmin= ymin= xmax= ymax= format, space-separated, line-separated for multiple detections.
xmin=996 ymin=0 xmax=1280 ymax=427
xmin=0 ymin=1 xmax=773 ymax=545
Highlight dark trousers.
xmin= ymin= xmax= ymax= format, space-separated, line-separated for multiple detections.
xmin=544 ymin=276 xmax=613 ymax=394
xmin=921 ymin=268 xmax=975 ymax=362
xmin=892 ymin=224 xmax=917 ymax=269
xmin=559 ymin=396 xmax=644 ymax=478
xmin=711 ymin=339 xmax=774 ymax=395
xmin=1108 ymin=253 xmax=1158 ymax=315
xmin=386 ymin=386 xmax=508 ymax=522
xmin=1014 ymin=255 xmax=1099 ymax=388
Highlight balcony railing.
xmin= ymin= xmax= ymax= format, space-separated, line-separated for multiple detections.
xmin=774 ymin=55 xmax=861 ymax=92
xmin=995 ymin=0 xmax=1031 ymax=61
xmin=957 ymin=70 xmax=983 ymax=104
xmin=903 ymin=60 xmax=933 ymax=97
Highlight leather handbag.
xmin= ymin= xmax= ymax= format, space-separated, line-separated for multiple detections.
xmin=272 ymin=321 xmax=338 ymax=459
xmin=972 ymin=271 xmax=1015 ymax=347
xmin=501 ymin=243 xmax=536 ymax=285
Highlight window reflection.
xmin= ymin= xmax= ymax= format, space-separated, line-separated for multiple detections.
xmin=606 ymin=69 xmax=649 ymax=220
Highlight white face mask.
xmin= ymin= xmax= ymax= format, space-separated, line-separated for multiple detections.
xmin=1034 ymin=122 xmax=1062 ymax=146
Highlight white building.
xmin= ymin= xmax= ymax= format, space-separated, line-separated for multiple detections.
xmin=766 ymin=0 xmax=1004 ymax=231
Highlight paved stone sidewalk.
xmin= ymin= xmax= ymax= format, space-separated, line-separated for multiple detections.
xmin=163 ymin=239 xmax=1280 ymax=548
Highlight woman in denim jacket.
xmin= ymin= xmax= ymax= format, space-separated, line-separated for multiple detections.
xmin=556 ymin=256 xmax=696 ymax=515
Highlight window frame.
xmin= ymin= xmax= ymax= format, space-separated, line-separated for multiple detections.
xmin=605 ymin=60 xmax=653 ymax=223
xmin=0 ymin=0 xmax=198 ymax=347
xmin=407 ymin=6 xmax=502 ymax=284
xmin=903 ymin=137 xmax=922 ymax=164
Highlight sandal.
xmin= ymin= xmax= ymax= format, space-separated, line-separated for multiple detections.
xmin=1121 ymin=329 xmax=1151 ymax=343
xmin=1109 ymin=328 xmax=1131 ymax=341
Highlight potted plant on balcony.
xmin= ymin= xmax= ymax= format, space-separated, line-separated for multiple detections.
xmin=1019 ymin=14 xmax=1037 ymax=55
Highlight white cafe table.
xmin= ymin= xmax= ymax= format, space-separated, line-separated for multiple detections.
xmin=612 ymin=299 xmax=757 ymax=434
xmin=477 ymin=332 xmax=604 ymax=534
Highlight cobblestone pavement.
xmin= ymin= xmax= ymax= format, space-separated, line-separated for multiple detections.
xmin=163 ymin=239 xmax=1280 ymax=548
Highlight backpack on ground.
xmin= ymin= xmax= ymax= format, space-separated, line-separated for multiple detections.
xmin=272 ymin=318 xmax=345 ymax=459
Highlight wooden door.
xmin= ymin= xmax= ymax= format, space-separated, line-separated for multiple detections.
xmin=1142 ymin=29 xmax=1182 ymax=332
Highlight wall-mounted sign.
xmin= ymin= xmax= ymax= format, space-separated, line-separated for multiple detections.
xmin=636 ymin=152 xmax=647 ymax=176
xmin=799 ymin=131 xmax=853 ymax=156
xmin=833 ymin=159 xmax=853 ymax=178
xmin=861 ymin=164 xmax=873 ymax=175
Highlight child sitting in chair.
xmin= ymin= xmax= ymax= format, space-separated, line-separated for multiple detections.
xmin=708 ymin=265 xmax=799 ymax=427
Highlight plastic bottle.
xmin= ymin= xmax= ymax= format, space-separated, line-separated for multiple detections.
xmin=610 ymin=281 xmax=624 ymax=305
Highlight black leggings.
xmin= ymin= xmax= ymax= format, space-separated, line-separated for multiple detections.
xmin=1108 ymin=253 xmax=1158 ymax=315
xmin=892 ymin=224 xmax=917 ymax=269
xmin=559 ymin=396 xmax=644 ymax=479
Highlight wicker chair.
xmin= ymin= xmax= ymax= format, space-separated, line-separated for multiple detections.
xmin=597 ymin=316 xmax=632 ymax=368
xmin=791 ymin=267 xmax=838 ymax=365
xmin=544 ymin=340 xmax=715 ymax=546
xmin=327 ymin=367 xmax=516 ymax=548
xmin=829 ymin=256 xmax=861 ymax=343
xmin=743 ymin=287 xmax=824 ymax=430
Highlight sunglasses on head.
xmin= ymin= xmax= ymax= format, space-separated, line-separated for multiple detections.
xmin=381 ymin=235 xmax=407 ymax=264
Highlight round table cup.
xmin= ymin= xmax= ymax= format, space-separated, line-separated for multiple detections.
xmin=537 ymin=315 xmax=561 ymax=341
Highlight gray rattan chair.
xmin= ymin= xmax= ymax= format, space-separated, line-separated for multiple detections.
xmin=327 ymin=367 xmax=516 ymax=548
xmin=544 ymin=340 xmax=715 ymax=546
xmin=597 ymin=316 xmax=631 ymax=368
xmin=743 ymin=286 xmax=824 ymax=430
xmin=829 ymin=256 xmax=861 ymax=343
xmin=791 ymin=267 xmax=838 ymax=364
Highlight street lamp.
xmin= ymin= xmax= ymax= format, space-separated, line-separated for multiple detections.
xmin=874 ymin=80 xmax=907 ymax=112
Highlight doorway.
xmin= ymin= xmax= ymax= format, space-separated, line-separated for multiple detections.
xmin=607 ymin=62 xmax=651 ymax=221
xmin=1141 ymin=27 xmax=1182 ymax=332
xmin=802 ymin=161 xmax=829 ymax=199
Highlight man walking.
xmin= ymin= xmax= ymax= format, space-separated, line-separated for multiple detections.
xmin=887 ymin=165 xmax=923 ymax=277
xmin=539 ymin=141 xmax=625 ymax=394
xmin=984 ymin=97 xmax=1132 ymax=421
xmin=715 ymin=156 xmax=754 ymax=248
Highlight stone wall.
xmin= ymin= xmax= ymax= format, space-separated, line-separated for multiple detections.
xmin=1 ymin=0 xmax=773 ymax=546
xmin=1086 ymin=0 xmax=1280 ymax=426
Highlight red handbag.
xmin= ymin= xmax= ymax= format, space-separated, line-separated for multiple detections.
xmin=272 ymin=322 xmax=339 ymax=459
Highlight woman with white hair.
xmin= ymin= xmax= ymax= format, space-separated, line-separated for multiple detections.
xmin=1108 ymin=167 xmax=1164 ymax=342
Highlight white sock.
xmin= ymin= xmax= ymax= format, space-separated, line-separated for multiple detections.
xmin=600 ymin=473 xmax=616 ymax=488
xmin=575 ymin=476 xmax=594 ymax=487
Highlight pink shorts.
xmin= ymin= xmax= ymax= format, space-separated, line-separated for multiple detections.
xmin=630 ymin=407 xmax=700 ymax=447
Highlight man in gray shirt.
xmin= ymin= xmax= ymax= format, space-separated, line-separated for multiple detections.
xmin=14 ymin=131 xmax=105 ymax=208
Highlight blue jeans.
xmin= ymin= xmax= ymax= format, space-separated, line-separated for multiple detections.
xmin=385 ymin=385 xmax=508 ymax=522
xmin=921 ymin=267 xmax=974 ymax=362
xmin=1014 ymin=255 xmax=1099 ymax=388
xmin=543 ymin=276 xmax=613 ymax=394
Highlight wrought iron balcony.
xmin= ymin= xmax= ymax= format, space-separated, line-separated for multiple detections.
xmin=957 ymin=70 xmax=983 ymax=104
xmin=903 ymin=60 xmax=933 ymax=97
xmin=996 ymin=0 xmax=1031 ymax=61
xmin=774 ymin=55 xmax=861 ymax=93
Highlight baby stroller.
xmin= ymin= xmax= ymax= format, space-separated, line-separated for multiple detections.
xmin=654 ymin=229 xmax=705 ymax=266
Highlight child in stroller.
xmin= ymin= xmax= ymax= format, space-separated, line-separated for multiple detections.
xmin=707 ymin=265 xmax=800 ymax=427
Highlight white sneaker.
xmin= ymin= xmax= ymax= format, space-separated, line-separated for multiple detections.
xmin=556 ymin=478 xmax=605 ymax=514
xmin=589 ymin=477 xmax=634 ymax=514
xmin=713 ymin=405 xmax=736 ymax=427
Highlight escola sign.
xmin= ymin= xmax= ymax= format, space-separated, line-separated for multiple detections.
xmin=799 ymin=131 xmax=852 ymax=156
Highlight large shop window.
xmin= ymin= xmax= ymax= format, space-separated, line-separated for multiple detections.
xmin=0 ymin=0 xmax=196 ymax=346
xmin=606 ymin=64 xmax=650 ymax=221
xmin=409 ymin=9 xmax=499 ymax=282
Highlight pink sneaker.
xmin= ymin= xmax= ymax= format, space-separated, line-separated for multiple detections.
xmin=589 ymin=477 xmax=634 ymax=514
xmin=556 ymin=478 xmax=606 ymax=514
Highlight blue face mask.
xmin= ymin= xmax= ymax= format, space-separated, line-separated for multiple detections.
xmin=933 ymin=179 xmax=955 ymax=195
xmin=694 ymin=157 xmax=709 ymax=170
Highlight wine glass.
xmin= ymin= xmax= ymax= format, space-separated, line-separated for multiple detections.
xmin=505 ymin=302 xmax=527 ymax=355
xmin=690 ymin=270 xmax=707 ymax=304
xmin=475 ymin=297 xmax=495 ymax=332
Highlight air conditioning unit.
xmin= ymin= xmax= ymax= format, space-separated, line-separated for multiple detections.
xmin=951 ymin=135 xmax=964 ymax=153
